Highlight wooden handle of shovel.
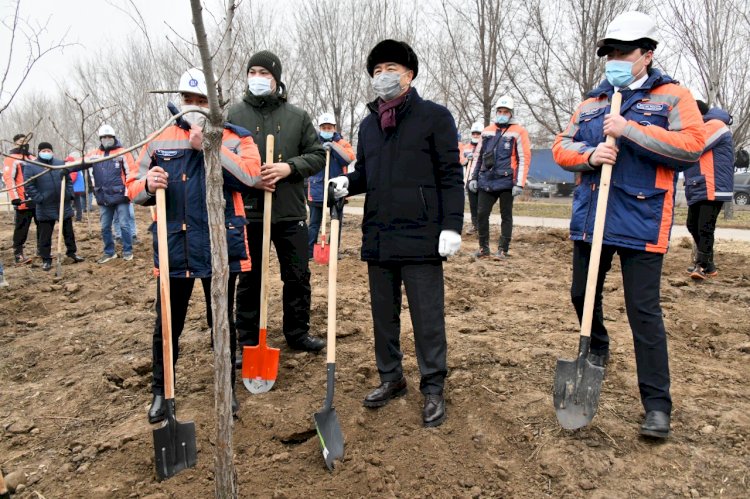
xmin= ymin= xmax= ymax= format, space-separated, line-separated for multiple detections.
xmin=56 ymin=175 xmax=67 ymax=273
xmin=319 ymin=149 xmax=331 ymax=246
xmin=259 ymin=135 xmax=274 ymax=337
xmin=580 ymin=91 xmax=622 ymax=339
xmin=155 ymin=188 xmax=175 ymax=400
xmin=327 ymin=216 xmax=340 ymax=364
xmin=0 ymin=468 xmax=7 ymax=497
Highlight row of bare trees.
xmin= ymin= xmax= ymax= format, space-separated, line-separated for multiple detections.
xmin=2 ymin=0 xmax=749 ymax=156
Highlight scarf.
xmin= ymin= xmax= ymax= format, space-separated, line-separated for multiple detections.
xmin=377 ymin=89 xmax=411 ymax=131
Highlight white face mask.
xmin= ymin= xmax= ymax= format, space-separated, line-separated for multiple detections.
xmin=101 ymin=137 xmax=115 ymax=149
xmin=248 ymin=76 xmax=273 ymax=96
xmin=181 ymin=104 xmax=207 ymax=127
xmin=372 ymin=72 xmax=407 ymax=101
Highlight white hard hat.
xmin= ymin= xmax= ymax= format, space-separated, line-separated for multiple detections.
xmin=178 ymin=67 xmax=208 ymax=97
xmin=470 ymin=121 xmax=484 ymax=133
xmin=597 ymin=12 xmax=659 ymax=56
xmin=495 ymin=95 xmax=514 ymax=111
xmin=318 ymin=112 xmax=336 ymax=126
xmin=98 ymin=124 xmax=116 ymax=137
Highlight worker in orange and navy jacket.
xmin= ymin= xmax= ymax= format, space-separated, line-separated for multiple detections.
xmin=126 ymin=68 xmax=263 ymax=424
xmin=552 ymin=11 xmax=705 ymax=440
xmin=3 ymin=134 xmax=37 ymax=264
xmin=307 ymin=112 xmax=355 ymax=259
xmin=684 ymin=101 xmax=734 ymax=280
xmin=469 ymin=95 xmax=531 ymax=259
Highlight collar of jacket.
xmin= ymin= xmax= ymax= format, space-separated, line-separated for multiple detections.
xmin=587 ymin=68 xmax=674 ymax=99
xmin=366 ymin=87 xmax=420 ymax=118
xmin=704 ymin=107 xmax=732 ymax=125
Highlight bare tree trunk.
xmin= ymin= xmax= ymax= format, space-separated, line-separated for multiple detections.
xmin=189 ymin=1 xmax=236 ymax=497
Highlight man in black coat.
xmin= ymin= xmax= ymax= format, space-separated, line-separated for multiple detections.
xmin=330 ymin=40 xmax=464 ymax=427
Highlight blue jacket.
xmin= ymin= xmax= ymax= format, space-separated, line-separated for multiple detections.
xmin=307 ymin=132 xmax=354 ymax=204
xmin=684 ymin=108 xmax=735 ymax=205
xmin=553 ymin=70 xmax=706 ymax=254
xmin=472 ymin=122 xmax=532 ymax=192
xmin=86 ymin=139 xmax=134 ymax=206
xmin=23 ymin=158 xmax=75 ymax=222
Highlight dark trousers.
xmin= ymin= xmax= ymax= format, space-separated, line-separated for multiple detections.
xmin=12 ymin=209 xmax=36 ymax=256
xmin=367 ymin=262 xmax=448 ymax=395
xmin=235 ymin=220 xmax=311 ymax=347
xmin=686 ymin=201 xmax=723 ymax=264
xmin=37 ymin=217 xmax=77 ymax=261
xmin=466 ymin=185 xmax=478 ymax=227
xmin=477 ymin=189 xmax=514 ymax=251
xmin=571 ymin=240 xmax=671 ymax=413
xmin=307 ymin=203 xmax=343 ymax=259
xmin=152 ymin=274 xmax=238 ymax=395
xmin=73 ymin=194 xmax=85 ymax=221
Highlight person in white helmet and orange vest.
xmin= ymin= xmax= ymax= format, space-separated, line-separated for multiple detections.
xmin=307 ymin=112 xmax=355 ymax=259
xmin=85 ymin=124 xmax=137 ymax=263
xmin=553 ymin=11 xmax=705 ymax=439
xmin=463 ymin=121 xmax=483 ymax=234
xmin=469 ymin=96 xmax=531 ymax=258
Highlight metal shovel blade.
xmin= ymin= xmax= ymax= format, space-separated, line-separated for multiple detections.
xmin=313 ymin=239 xmax=330 ymax=265
xmin=241 ymin=338 xmax=279 ymax=394
xmin=314 ymin=363 xmax=344 ymax=470
xmin=553 ymin=355 xmax=605 ymax=430
xmin=152 ymin=399 xmax=197 ymax=480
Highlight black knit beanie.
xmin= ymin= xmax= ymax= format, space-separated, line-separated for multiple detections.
xmin=38 ymin=141 xmax=53 ymax=152
xmin=366 ymin=39 xmax=419 ymax=78
xmin=246 ymin=51 xmax=282 ymax=84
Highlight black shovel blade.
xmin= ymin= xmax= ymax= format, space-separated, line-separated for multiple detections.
xmin=314 ymin=363 xmax=344 ymax=470
xmin=153 ymin=399 xmax=197 ymax=480
xmin=553 ymin=355 xmax=605 ymax=430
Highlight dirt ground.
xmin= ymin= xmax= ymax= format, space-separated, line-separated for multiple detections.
xmin=1 ymin=207 xmax=749 ymax=498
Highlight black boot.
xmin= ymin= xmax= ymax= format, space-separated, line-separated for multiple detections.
xmin=363 ymin=378 xmax=408 ymax=408
xmin=423 ymin=393 xmax=446 ymax=427
xmin=288 ymin=334 xmax=326 ymax=352
xmin=691 ymin=251 xmax=712 ymax=280
xmin=232 ymin=391 xmax=239 ymax=418
xmin=148 ymin=394 xmax=166 ymax=423
xmin=640 ymin=410 xmax=670 ymax=439
xmin=474 ymin=246 xmax=490 ymax=259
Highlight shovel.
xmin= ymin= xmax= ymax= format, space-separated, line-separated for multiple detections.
xmin=313 ymin=149 xmax=332 ymax=265
xmin=314 ymin=184 xmax=345 ymax=470
xmin=553 ymin=91 xmax=622 ymax=430
xmin=152 ymin=187 xmax=197 ymax=480
xmin=242 ymin=135 xmax=281 ymax=394
xmin=55 ymin=174 xmax=67 ymax=277
xmin=0 ymin=469 xmax=9 ymax=499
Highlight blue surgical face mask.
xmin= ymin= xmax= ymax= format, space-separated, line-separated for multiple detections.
xmin=248 ymin=76 xmax=272 ymax=96
xmin=605 ymin=53 xmax=645 ymax=88
xmin=39 ymin=152 xmax=53 ymax=160
xmin=320 ymin=131 xmax=334 ymax=141
xmin=495 ymin=114 xmax=510 ymax=125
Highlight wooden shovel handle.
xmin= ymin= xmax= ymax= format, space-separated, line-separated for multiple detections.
xmin=319 ymin=149 xmax=331 ymax=245
xmin=326 ymin=217 xmax=340 ymax=364
xmin=580 ymin=91 xmax=622 ymax=339
xmin=155 ymin=188 xmax=175 ymax=400
xmin=259 ymin=135 xmax=274 ymax=338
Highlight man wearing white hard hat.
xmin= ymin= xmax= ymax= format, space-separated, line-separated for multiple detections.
xmin=126 ymin=67 xmax=263 ymax=423
xmin=85 ymin=124 xmax=137 ymax=263
xmin=307 ymin=112 xmax=355 ymax=259
xmin=553 ymin=11 xmax=705 ymax=439
xmin=469 ymin=95 xmax=531 ymax=259
xmin=463 ymin=121 xmax=484 ymax=234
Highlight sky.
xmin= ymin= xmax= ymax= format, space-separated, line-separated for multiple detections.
xmin=1 ymin=0 xmax=195 ymax=101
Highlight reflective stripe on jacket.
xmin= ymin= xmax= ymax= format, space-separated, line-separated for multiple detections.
xmin=684 ymin=107 xmax=734 ymax=205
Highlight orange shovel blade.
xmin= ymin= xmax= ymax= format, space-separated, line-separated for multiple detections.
xmin=313 ymin=240 xmax=330 ymax=265
xmin=241 ymin=330 xmax=280 ymax=394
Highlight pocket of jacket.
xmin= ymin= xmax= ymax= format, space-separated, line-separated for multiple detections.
xmin=225 ymin=216 xmax=248 ymax=261
xmin=606 ymin=183 xmax=667 ymax=244
xmin=151 ymin=221 xmax=188 ymax=271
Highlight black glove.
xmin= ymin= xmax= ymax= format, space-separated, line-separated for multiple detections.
xmin=11 ymin=198 xmax=21 ymax=206
xmin=59 ymin=168 xmax=70 ymax=177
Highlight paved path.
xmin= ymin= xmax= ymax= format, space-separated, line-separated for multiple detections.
xmin=343 ymin=206 xmax=750 ymax=242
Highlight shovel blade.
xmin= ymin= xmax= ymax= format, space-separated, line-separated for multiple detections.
xmin=314 ymin=408 xmax=344 ymax=470
xmin=241 ymin=343 xmax=280 ymax=394
xmin=553 ymin=357 xmax=605 ymax=430
xmin=152 ymin=401 xmax=197 ymax=480
xmin=313 ymin=241 xmax=330 ymax=265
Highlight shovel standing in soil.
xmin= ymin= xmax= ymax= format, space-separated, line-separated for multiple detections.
xmin=553 ymin=91 xmax=622 ymax=430
xmin=242 ymin=135 xmax=281 ymax=394
xmin=313 ymin=149 xmax=332 ymax=265
xmin=0 ymin=469 xmax=8 ymax=499
xmin=55 ymin=175 xmax=67 ymax=277
xmin=314 ymin=184 xmax=344 ymax=470
xmin=152 ymin=187 xmax=197 ymax=480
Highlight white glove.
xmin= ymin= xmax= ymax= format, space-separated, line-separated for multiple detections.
xmin=469 ymin=180 xmax=478 ymax=193
xmin=438 ymin=230 xmax=461 ymax=257
xmin=329 ymin=176 xmax=349 ymax=199
xmin=512 ymin=185 xmax=523 ymax=197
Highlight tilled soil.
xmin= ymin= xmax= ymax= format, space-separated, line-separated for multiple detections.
xmin=1 ymin=209 xmax=749 ymax=498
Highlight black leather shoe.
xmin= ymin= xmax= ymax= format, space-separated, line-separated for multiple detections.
xmin=588 ymin=350 xmax=610 ymax=368
xmin=67 ymin=254 xmax=84 ymax=263
xmin=288 ymin=334 xmax=326 ymax=353
xmin=41 ymin=260 xmax=52 ymax=271
xmin=640 ymin=410 xmax=670 ymax=439
xmin=423 ymin=393 xmax=446 ymax=427
xmin=232 ymin=391 xmax=239 ymax=418
xmin=148 ymin=394 xmax=166 ymax=423
xmin=363 ymin=378 xmax=407 ymax=408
